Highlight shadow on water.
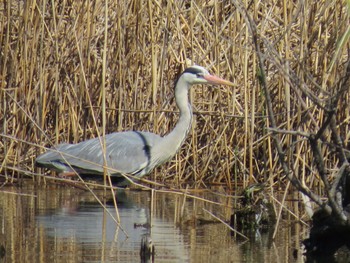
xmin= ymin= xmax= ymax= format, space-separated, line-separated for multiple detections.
xmin=0 ymin=182 xmax=309 ymax=262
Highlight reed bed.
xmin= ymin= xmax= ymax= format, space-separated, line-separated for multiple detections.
xmin=0 ymin=0 xmax=349 ymax=194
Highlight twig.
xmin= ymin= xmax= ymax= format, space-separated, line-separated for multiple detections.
xmin=267 ymin=128 xmax=310 ymax=138
xmin=203 ymin=208 xmax=249 ymax=241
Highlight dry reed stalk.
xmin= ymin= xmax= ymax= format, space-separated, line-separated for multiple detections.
xmin=0 ymin=1 xmax=349 ymax=213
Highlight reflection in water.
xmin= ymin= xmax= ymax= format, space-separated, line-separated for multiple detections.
xmin=36 ymin=192 xmax=148 ymax=243
xmin=0 ymin=183 xmax=307 ymax=262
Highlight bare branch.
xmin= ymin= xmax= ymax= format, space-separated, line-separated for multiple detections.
xmin=231 ymin=0 xmax=328 ymax=212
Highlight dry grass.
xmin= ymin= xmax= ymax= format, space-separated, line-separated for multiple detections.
xmin=0 ymin=0 xmax=349 ymax=192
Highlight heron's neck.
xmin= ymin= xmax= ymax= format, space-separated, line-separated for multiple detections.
xmin=159 ymin=77 xmax=192 ymax=160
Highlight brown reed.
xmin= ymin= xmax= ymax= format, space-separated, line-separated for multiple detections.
xmin=0 ymin=0 xmax=349 ymax=196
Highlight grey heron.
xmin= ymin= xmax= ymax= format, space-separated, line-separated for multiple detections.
xmin=35 ymin=65 xmax=234 ymax=186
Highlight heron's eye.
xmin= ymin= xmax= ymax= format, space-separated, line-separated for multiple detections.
xmin=196 ymin=73 xmax=204 ymax=78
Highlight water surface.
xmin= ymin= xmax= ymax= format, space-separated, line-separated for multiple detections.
xmin=0 ymin=183 xmax=306 ymax=262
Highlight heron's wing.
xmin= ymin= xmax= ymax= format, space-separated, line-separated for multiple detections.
xmin=36 ymin=131 xmax=162 ymax=175
xmin=106 ymin=131 xmax=161 ymax=175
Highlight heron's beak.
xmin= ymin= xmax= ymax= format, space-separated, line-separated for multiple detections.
xmin=204 ymin=74 xmax=234 ymax=86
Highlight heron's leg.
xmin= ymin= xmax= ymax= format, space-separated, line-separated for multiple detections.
xmin=58 ymin=172 xmax=77 ymax=178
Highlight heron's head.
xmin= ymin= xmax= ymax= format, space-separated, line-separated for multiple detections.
xmin=181 ymin=65 xmax=234 ymax=87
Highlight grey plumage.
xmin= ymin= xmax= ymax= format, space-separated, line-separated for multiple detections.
xmin=35 ymin=65 xmax=234 ymax=186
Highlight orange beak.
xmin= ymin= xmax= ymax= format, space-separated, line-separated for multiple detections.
xmin=203 ymin=74 xmax=234 ymax=86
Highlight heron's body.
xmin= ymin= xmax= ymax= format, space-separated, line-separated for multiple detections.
xmin=36 ymin=131 xmax=162 ymax=176
xmin=35 ymin=65 xmax=233 ymax=186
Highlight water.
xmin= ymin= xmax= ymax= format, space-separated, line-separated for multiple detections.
xmin=0 ymin=182 xmax=306 ymax=262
